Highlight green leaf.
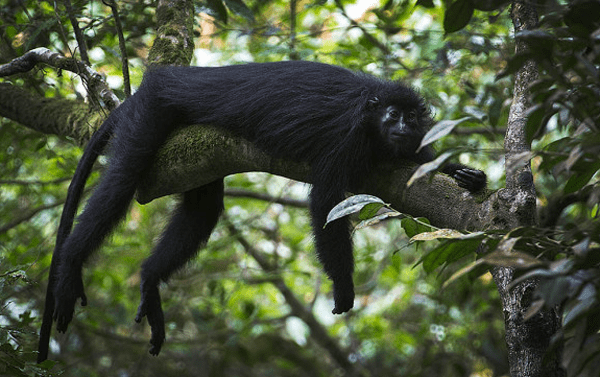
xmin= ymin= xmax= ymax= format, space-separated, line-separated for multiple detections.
xmin=444 ymin=0 xmax=475 ymax=34
xmin=401 ymin=217 xmax=432 ymax=238
xmin=358 ymin=202 xmax=387 ymax=220
xmin=564 ymin=284 xmax=598 ymax=327
xmin=407 ymin=152 xmax=452 ymax=187
xmin=496 ymin=52 xmax=534 ymax=79
xmin=525 ymin=105 xmax=545 ymax=144
xmin=355 ymin=210 xmax=404 ymax=231
xmin=523 ymin=299 xmax=546 ymax=321
xmin=419 ymin=238 xmax=481 ymax=273
xmin=443 ymin=258 xmax=488 ymax=288
xmin=481 ymin=250 xmax=543 ymax=269
xmin=564 ymin=0 xmax=600 ymax=38
xmin=325 ymin=195 xmax=385 ymax=226
xmin=488 ymin=97 xmax=503 ymax=127
xmin=412 ymin=230 xmax=484 ymax=242
xmin=223 ymin=0 xmax=254 ymax=22
xmin=417 ymin=117 xmax=473 ymax=152
xmin=472 ymin=0 xmax=509 ymax=11
xmin=206 ymin=0 xmax=228 ymax=23
xmin=564 ymin=168 xmax=598 ymax=194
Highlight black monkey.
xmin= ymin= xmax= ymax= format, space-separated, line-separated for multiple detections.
xmin=37 ymin=61 xmax=485 ymax=362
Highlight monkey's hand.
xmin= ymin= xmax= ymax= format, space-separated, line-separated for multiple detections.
xmin=53 ymin=269 xmax=87 ymax=333
xmin=332 ymin=277 xmax=354 ymax=314
xmin=451 ymin=168 xmax=487 ymax=193
xmin=135 ymin=282 xmax=165 ymax=356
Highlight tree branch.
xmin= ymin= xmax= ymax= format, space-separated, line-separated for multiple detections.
xmin=0 ymin=47 xmax=120 ymax=111
xmin=0 ymin=82 xmax=102 ymax=144
xmin=136 ymin=124 xmax=493 ymax=232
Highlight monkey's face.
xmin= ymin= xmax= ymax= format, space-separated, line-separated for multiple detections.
xmin=372 ymin=104 xmax=428 ymax=159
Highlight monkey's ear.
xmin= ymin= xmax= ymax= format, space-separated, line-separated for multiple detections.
xmin=366 ymin=97 xmax=380 ymax=110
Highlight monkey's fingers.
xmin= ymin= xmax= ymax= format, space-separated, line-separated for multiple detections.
xmin=136 ymin=284 xmax=166 ymax=355
xmin=453 ymin=168 xmax=487 ymax=192
xmin=147 ymin=306 xmax=165 ymax=356
xmin=54 ymin=295 xmax=87 ymax=332
xmin=53 ymin=275 xmax=88 ymax=332
xmin=53 ymin=297 xmax=76 ymax=333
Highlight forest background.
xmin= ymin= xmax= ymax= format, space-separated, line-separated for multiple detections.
xmin=1 ymin=0 xmax=599 ymax=376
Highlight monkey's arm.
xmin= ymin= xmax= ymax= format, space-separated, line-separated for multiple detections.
xmin=309 ymin=174 xmax=355 ymax=314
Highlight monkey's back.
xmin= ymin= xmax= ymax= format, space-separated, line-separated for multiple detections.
xmin=140 ymin=61 xmax=405 ymax=164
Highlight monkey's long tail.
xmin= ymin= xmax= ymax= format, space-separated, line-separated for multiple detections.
xmin=37 ymin=118 xmax=116 ymax=364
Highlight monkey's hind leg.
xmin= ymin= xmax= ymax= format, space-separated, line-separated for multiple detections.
xmin=135 ymin=180 xmax=224 ymax=355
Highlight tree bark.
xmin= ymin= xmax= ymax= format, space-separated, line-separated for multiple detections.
xmin=0 ymin=82 xmax=101 ymax=145
xmin=491 ymin=1 xmax=564 ymax=376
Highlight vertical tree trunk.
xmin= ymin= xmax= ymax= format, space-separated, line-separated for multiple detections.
xmin=492 ymin=1 xmax=565 ymax=376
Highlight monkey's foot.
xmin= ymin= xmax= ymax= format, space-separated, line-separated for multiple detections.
xmin=53 ymin=270 xmax=87 ymax=333
xmin=452 ymin=168 xmax=487 ymax=193
xmin=135 ymin=283 xmax=165 ymax=356
xmin=332 ymin=278 xmax=354 ymax=314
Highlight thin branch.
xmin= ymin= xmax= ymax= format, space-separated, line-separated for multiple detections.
xmin=0 ymin=177 xmax=71 ymax=185
xmin=0 ymin=48 xmax=120 ymax=111
xmin=63 ymin=0 xmax=90 ymax=64
xmin=0 ymin=202 xmax=62 ymax=235
xmin=104 ymin=0 xmax=131 ymax=97
xmin=224 ymin=188 xmax=308 ymax=208
xmin=0 ymin=186 xmax=94 ymax=234
xmin=453 ymin=127 xmax=506 ymax=136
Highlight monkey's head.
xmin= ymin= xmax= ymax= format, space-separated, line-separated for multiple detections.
xmin=365 ymin=92 xmax=434 ymax=161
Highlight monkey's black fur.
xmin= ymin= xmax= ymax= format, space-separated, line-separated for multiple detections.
xmin=38 ymin=61 xmax=486 ymax=362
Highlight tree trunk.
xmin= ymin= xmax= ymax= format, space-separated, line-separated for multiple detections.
xmin=492 ymin=1 xmax=564 ymax=376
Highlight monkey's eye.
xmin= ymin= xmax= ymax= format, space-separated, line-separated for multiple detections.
xmin=407 ymin=110 xmax=417 ymax=122
xmin=388 ymin=109 xmax=401 ymax=120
